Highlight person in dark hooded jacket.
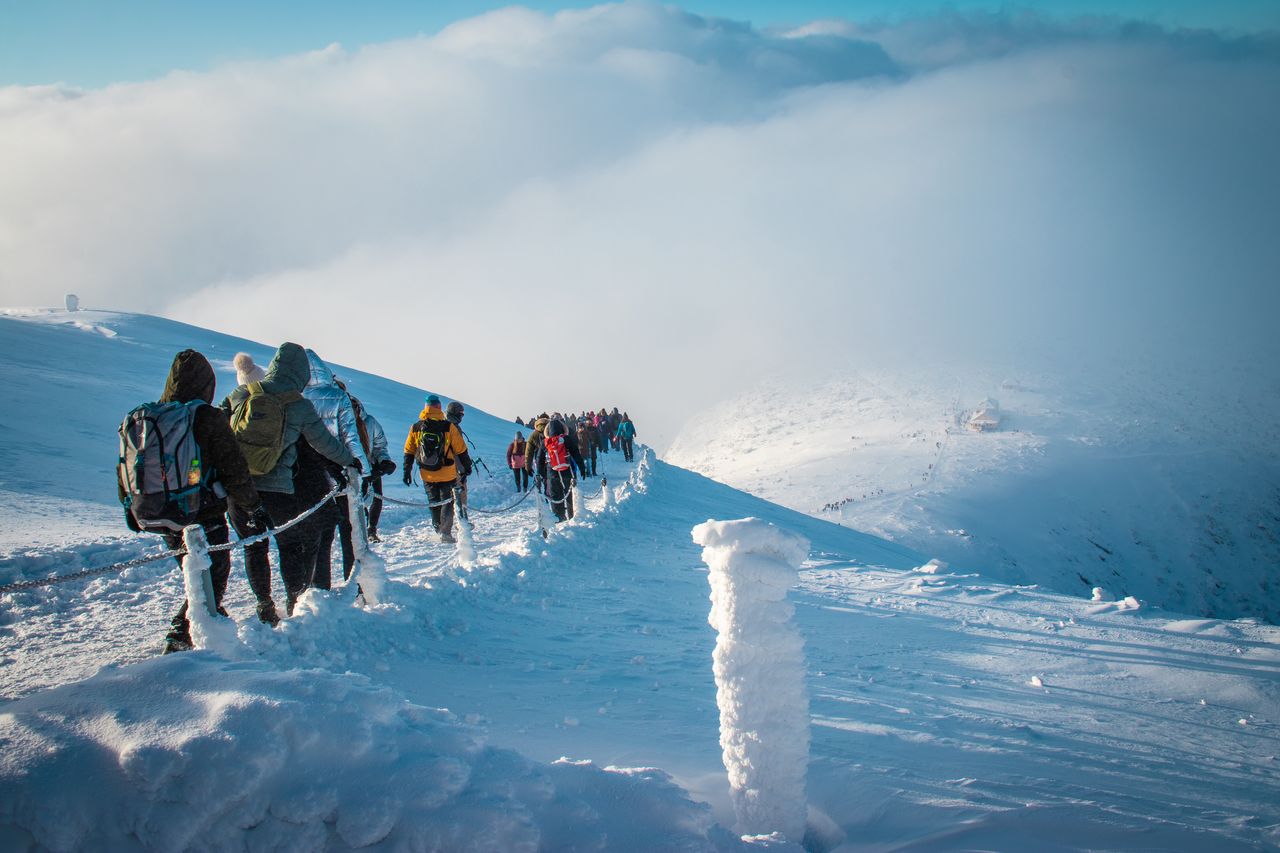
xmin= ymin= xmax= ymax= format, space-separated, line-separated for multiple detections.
xmin=221 ymin=342 xmax=359 ymax=618
xmin=125 ymin=349 xmax=271 ymax=653
xmin=534 ymin=417 xmax=588 ymax=522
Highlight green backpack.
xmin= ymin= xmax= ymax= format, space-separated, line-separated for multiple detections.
xmin=229 ymin=382 xmax=302 ymax=476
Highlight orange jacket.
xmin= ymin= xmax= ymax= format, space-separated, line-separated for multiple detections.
xmin=404 ymin=406 xmax=469 ymax=484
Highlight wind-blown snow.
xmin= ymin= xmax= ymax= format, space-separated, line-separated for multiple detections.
xmin=2 ymin=310 xmax=1280 ymax=850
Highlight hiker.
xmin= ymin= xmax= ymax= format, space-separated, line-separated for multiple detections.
xmin=534 ymin=417 xmax=588 ymax=523
xmin=303 ymin=352 xmax=372 ymax=587
xmin=358 ymin=402 xmax=396 ymax=542
xmin=523 ymin=415 xmax=549 ymax=481
xmin=595 ymin=409 xmax=610 ymax=453
xmin=222 ymin=342 xmax=359 ymax=619
xmin=507 ymin=431 xmax=528 ymax=492
xmin=119 ymin=349 xmax=271 ymax=653
xmin=576 ymin=416 xmax=598 ymax=477
xmin=403 ymin=394 xmax=471 ymax=543
xmin=616 ymin=413 xmax=637 ymax=462
xmin=445 ymin=401 xmax=470 ymax=510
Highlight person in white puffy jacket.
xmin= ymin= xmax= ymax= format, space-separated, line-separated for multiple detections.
xmin=303 ymin=349 xmax=372 ymax=585
xmin=356 ymin=404 xmax=395 ymax=541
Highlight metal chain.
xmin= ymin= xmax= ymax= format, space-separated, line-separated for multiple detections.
xmin=0 ymin=483 xmax=344 ymax=595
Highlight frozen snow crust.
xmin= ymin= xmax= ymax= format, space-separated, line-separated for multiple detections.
xmin=3 ymin=310 xmax=1280 ymax=851
xmin=0 ymin=655 xmax=724 ymax=851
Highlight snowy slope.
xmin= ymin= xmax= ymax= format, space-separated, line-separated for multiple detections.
xmin=2 ymin=312 xmax=1280 ymax=851
xmin=666 ymin=367 xmax=1280 ymax=624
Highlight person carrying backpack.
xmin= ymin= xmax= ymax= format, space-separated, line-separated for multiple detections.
xmin=403 ymin=395 xmax=471 ymax=543
xmin=616 ymin=414 xmax=637 ymax=462
xmin=221 ymin=342 xmax=360 ymax=618
xmin=534 ymin=417 xmax=588 ymax=523
xmin=117 ymin=349 xmax=272 ymax=653
xmin=507 ymin=431 xmax=529 ymax=492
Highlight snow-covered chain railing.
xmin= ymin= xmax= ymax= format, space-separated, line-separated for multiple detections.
xmin=0 ymin=482 xmax=343 ymax=595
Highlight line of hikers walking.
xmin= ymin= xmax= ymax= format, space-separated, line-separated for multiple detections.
xmin=118 ymin=341 xmax=637 ymax=654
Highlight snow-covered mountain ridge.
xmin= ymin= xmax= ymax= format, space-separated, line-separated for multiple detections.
xmin=2 ymin=310 xmax=1279 ymax=850
xmin=666 ymin=367 xmax=1280 ymax=624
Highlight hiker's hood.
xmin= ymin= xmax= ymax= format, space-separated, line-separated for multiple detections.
xmin=264 ymin=342 xmax=310 ymax=392
xmin=533 ymin=417 xmax=550 ymax=434
xmin=304 ymin=348 xmax=338 ymax=390
xmin=420 ymin=405 xmax=445 ymax=421
xmin=160 ymin=349 xmax=215 ymax=405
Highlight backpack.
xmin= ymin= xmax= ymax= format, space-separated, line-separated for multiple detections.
xmin=228 ymin=382 xmax=301 ymax=476
xmin=118 ymin=400 xmax=210 ymax=533
xmin=545 ymin=434 xmax=571 ymax=472
xmin=414 ymin=420 xmax=451 ymax=471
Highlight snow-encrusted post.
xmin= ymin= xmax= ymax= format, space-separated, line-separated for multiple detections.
xmin=180 ymin=525 xmax=235 ymax=652
xmin=536 ymin=480 xmax=552 ymax=539
xmin=454 ymin=485 xmax=477 ymax=566
xmin=343 ymin=470 xmax=386 ymax=605
xmin=693 ymin=517 xmax=811 ymax=844
xmin=600 ymin=476 xmax=613 ymax=510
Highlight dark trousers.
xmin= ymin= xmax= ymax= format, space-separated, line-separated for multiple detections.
xmin=426 ymin=478 xmax=457 ymax=536
xmin=585 ymin=446 xmax=597 ymax=475
xmin=547 ymin=469 xmax=575 ymax=522
xmin=512 ymin=467 xmax=529 ymax=492
xmin=232 ymin=491 xmax=313 ymax=611
xmin=621 ymin=438 xmax=634 ymax=461
xmin=310 ymin=498 xmax=346 ymax=590
xmin=162 ymin=518 xmax=230 ymax=639
xmin=316 ymin=495 xmax=355 ymax=588
xmin=366 ymin=475 xmax=384 ymax=532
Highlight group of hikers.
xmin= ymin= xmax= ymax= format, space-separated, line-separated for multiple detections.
xmin=116 ymin=342 xmax=636 ymax=654
xmin=503 ymin=409 xmax=638 ymax=523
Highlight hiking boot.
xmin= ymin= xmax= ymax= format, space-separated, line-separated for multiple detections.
xmin=256 ymin=599 xmax=281 ymax=627
xmin=367 ymin=528 xmax=381 ymax=543
xmin=162 ymin=631 xmax=194 ymax=654
xmin=440 ymin=532 xmax=456 ymax=544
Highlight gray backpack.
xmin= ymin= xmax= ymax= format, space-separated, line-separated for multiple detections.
xmin=118 ymin=400 xmax=209 ymax=533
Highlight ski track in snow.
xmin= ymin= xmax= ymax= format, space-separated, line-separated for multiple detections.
xmin=2 ymin=311 xmax=1280 ymax=850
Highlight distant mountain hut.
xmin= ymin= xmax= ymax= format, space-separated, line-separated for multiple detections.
xmin=967 ymin=399 xmax=1001 ymax=432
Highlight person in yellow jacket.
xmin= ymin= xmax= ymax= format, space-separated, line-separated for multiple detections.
xmin=403 ymin=394 xmax=471 ymax=543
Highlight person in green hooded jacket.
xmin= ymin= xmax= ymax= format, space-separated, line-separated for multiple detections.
xmin=221 ymin=342 xmax=359 ymax=619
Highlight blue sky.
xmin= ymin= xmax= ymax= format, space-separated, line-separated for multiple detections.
xmin=2 ymin=0 xmax=1277 ymax=87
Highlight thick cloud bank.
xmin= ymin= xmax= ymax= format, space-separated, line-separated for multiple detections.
xmin=1 ymin=4 xmax=1277 ymax=438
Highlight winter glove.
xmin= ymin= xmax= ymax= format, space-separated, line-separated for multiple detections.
xmin=243 ymin=505 xmax=274 ymax=536
xmin=379 ymin=459 xmax=397 ymax=476
xmin=351 ymin=458 xmax=363 ymax=475
xmin=403 ymin=469 xmax=413 ymax=487
xmin=332 ymin=468 xmax=349 ymax=489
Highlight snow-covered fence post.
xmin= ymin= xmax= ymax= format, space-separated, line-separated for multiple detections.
xmin=600 ymin=476 xmax=613 ymax=510
xmin=180 ymin=525 xmax=236 ymax=652
xmin=343 ymin=469 xmax=386 ymax=605
xmin=454 ymin=485 xmax=477 ymax=566
xmin=692 ymin=517 xmax=811 ymax=844
xmin=535 ymin=479 xmax=552 ymax=539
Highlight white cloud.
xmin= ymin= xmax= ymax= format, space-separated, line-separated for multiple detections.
xmin=1 ymin=3 xmax=1276 ymax=441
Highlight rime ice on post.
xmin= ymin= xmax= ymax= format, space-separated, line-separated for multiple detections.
xmin=692 ymin=517 xmax=811 ymax=844
xmin=64 ymin=293 xmax=79 ymax=312
xmin=344 ymin=470 xmax=387 ymax=604
xmin=454 ymin=485 xmax=478 ymax=567
xmin=180 ymin=525 xmax=236 ymax=653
